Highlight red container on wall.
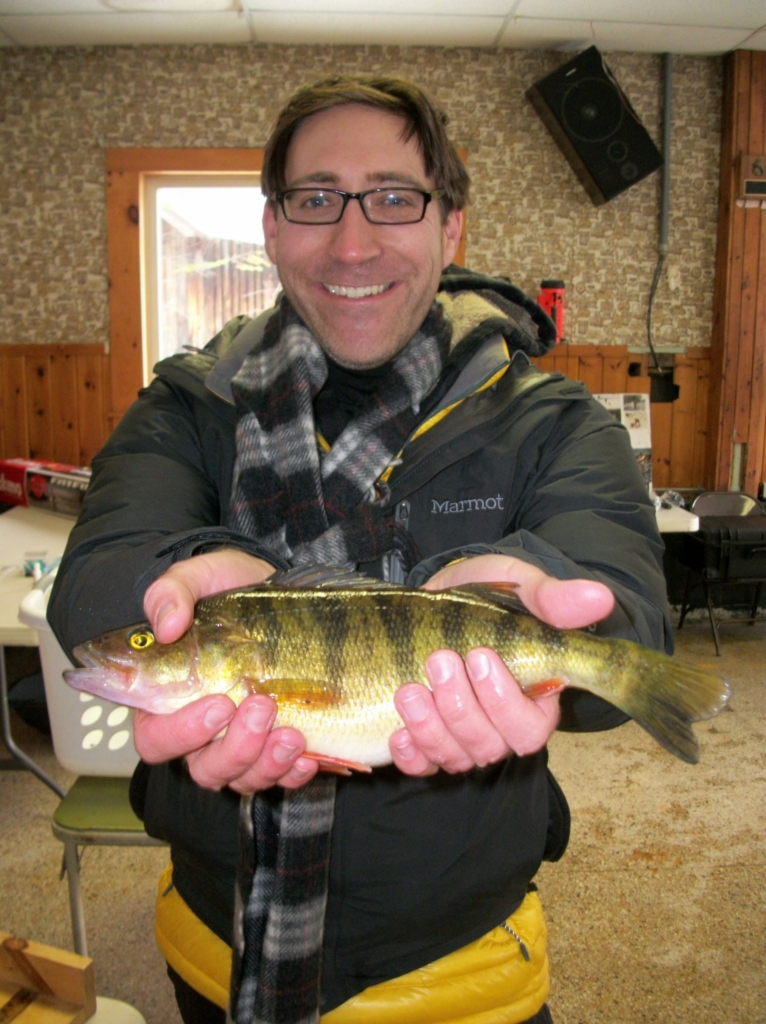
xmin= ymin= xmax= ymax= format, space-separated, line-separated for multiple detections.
xmin=537 ymin=279 xmax=565 ymax=344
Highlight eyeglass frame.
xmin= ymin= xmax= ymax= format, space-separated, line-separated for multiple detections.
xmin=272 ymin=186 xmax=443 ymax=225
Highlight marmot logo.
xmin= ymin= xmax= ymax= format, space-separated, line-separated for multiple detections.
xmin=431 ymin=495 xmax=504 ymax=514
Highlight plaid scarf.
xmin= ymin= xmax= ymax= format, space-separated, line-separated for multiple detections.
xmin=227 ymin=298 xmax=452 ymax=1024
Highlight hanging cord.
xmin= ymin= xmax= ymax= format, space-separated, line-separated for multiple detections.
xmin=648 ymin=53 xmax=673 ymax=375
xmin=646 ymin=249 xmax=665 ymax=373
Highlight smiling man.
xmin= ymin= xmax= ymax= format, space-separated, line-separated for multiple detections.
xmin=262 ymin=102 xmax=462 ymax=368
xmin=49 ymin=76 xmax=670 ymax=1024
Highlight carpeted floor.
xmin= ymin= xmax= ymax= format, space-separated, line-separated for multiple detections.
xmin=1 ymin=615 xmax=763 ymax=1024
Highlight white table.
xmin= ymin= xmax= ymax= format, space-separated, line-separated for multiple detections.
xmin=0 ymin=506 xmax=73 ymax=796
xmin=656 ymin=504 xmax=699 ymax=533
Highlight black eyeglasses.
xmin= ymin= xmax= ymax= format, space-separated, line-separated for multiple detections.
xmin=274 ymin=187 xmax=442 ymax=225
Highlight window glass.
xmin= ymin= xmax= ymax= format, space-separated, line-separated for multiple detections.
xmin=143 ymin=175 xmax=280 ymax=378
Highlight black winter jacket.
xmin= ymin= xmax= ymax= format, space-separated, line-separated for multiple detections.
xmin=48 ymin=268 xmax=670 ymax=1013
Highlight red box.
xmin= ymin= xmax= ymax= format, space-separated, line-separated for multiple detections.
xmin=0 ymin=458 xmax=91 ymax=518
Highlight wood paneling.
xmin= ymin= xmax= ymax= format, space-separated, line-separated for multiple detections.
xmin=532 ymin=344 xmax=711 ymax=490
xmin=709 ymin=51 xmax=766 ymax=493
xmin=0 ymin=345 xmax=109 ymax=466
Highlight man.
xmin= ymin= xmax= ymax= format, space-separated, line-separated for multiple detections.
xmin=49 ymin=75 xmax=670 ymax=1024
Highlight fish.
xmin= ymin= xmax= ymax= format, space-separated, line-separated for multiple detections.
xmin=64 ymin=565 xmax=731 ymax=769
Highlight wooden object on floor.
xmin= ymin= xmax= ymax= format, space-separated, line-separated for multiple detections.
xmin=0 ymin=933 xmax=96 ymax=1023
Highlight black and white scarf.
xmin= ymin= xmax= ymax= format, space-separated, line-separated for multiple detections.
xmin=227 ymin=297 xmax=452 ymax=1024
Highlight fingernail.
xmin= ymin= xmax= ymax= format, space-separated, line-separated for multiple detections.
xmin=400 ymin=690 xmax=429 ymax=722
xmin=244 ymin=701 xmax=274 ymax=733
xmin=203 ymin=703 xmax=233 ymax=731
xmin=273 ymin=740 xmax=301 ymax=763
xmin=468 ymin=650 xmax=490 ymax=681
xmin=155 ymin=602 xmax=176 ymax=630
xmin=392 ymin=735 xmax=417 ymax=760
xmin=428 ymin=657 xmax=454 ymax=686
xmin=288 ymin=760 xmax=314 ymax=781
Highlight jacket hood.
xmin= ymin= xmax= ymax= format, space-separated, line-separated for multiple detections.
xmin=438 ymin=265 xmax=557 ymax=359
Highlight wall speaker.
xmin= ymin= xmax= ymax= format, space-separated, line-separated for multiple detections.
xmin=526 ymin=46 xmax=663 ymax=206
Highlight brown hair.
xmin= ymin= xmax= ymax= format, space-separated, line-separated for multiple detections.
xmin=261 ymin=75 xmax=470 ymax=218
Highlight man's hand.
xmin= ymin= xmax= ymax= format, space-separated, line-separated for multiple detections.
xmin=389 ymin=553 xmax=615 ymax=776
xmin=132 ymin=549 xmax=319 ymax=794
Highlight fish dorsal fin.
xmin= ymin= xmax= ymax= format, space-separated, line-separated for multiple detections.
xmin=445 ymin=581 xmax=527 ymax=614
xmin=268 ymin=564 xmax=403 ymax=592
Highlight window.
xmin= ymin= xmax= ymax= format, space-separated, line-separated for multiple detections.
xmin=106 ymin=148 xmax=269 ymax=422
xmin=142 ymin=174 xmax=280 ymax=379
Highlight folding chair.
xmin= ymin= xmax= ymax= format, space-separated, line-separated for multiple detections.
xmin=677 ymin=491 xmax=766 ymax=654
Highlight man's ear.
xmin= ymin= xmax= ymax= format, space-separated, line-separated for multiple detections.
xmin=263 ymin=200 xmax=279 ymax=264
xmin=441 ymin=209 xmax=463 ymax=268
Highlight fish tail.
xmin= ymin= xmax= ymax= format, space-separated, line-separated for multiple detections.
xmin=615 ymin=651 xmax=731 ymax=764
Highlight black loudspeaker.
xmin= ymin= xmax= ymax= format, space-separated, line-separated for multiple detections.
xmin=526 ymin=46 xmax=663 ymax=206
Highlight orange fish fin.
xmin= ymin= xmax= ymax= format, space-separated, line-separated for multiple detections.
xmin=522 ymin=678 xmax=567 ymax=699
xmin=302 ymin=751 xmax=373 ymax=775
xmin=243 ymin=677 xmax=342 ymax=710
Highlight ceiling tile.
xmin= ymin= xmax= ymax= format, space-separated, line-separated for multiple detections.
xmin=0 ymin=1 xmax=105 ymax=12
xmin=592 ymin=21 xmax=753 ymax=54
xmin=244 ymin=0 xmax=512 ymax=12
xmin=249 ymin=12 xmax=505 ymax=46
xmin=514 ymin=0 xmax=766 ymax=30
xmin=105 ymin=0 xmax=237 ymax=9
xmin=498 ymin=16 xmax=594 ymax=49
xmin=0 ymin=11 xmax=251 ymax=45
xmin=738 ymin=26 xmax=766 ymax=49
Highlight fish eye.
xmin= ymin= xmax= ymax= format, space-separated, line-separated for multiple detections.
xmin=129 ymin=629 xmax=155 ymax=650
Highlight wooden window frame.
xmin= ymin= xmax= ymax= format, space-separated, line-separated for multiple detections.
xmin=106 ymin=148 xmax=265 ymax=426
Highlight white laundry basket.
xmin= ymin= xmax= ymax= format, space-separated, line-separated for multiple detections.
xmin=18 ymin=574 xmax=139 ymax=777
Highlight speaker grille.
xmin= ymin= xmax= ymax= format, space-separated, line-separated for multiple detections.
xmin=527 ymin=46 xmax=663 ymax=206
xmin=562 ymin=77 xmax=624 ymax=142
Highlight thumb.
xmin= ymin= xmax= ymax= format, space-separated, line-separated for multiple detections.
xmin=529 ymin=576 xmax=615 ymax=630
xmin=143 ymin=574 xmax=196 ymax=643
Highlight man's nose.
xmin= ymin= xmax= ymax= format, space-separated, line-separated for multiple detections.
xmin=324 ymin=197 xmax=383 ymax=262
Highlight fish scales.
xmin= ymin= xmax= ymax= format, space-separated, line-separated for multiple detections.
xmin=63 ymin=567 xmax=731 ymax=767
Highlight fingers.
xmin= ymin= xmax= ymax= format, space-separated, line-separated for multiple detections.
xmin=143 ymin=551 xmax=276 ymax=643
xmin=391 ymin=647 xmax=561 ymax=775
xmin=424 ymin=553 xmax=615 ymax=630
xmin=461 ymin=648 xmax=561 ymax=756
xmin=132 ymin=695 xmax=318 ymax=794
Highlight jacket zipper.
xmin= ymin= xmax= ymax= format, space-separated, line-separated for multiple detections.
xmin=500 ymin=920 xmax=531 ymax=961
xmin=383 ymin=500 xmax=411 ymax=584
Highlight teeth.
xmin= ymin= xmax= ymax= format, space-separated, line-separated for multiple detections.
xmin=324 ymin=283 xmax=390 ymax=298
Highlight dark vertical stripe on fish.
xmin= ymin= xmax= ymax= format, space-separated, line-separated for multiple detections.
xmin=377 ymin=596 xmax=416 ymax=684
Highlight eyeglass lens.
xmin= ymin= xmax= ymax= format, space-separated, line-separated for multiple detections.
xmin=281 ymin=188 xmax=430 ymax=224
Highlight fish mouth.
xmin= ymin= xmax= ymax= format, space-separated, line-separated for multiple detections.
xmin=71 ymin=644 xmax=102 ymax=670
xmin=322 ymin=282 xmax=393 ymax=299
xmin=67 ymin=643 xmax=137 ymax=694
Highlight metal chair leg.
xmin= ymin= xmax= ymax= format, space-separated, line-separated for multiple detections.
xmin=678 ymin=569 xmax=694 ymax=630
xmin=702 ymin=580 xmax=722 ymax=656
xmin=749 ymin=582 xmax=763 ymax=624
xmin=61 ymin=839 xmax=88 ymax=956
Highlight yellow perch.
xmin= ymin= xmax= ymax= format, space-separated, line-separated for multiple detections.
xmin=64 ymin=566 xmax=731 ymax=768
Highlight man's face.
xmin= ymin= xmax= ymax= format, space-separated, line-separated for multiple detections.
xmin=263 ymin=103 xmax=463 ymax=369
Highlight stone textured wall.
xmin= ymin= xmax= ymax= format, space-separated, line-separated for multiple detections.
xmin=0 ymin=44 xmax=722 ymax=348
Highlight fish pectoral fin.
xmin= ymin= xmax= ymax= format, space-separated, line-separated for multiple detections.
xmin=522 ymin=678 xmax=567 ymax=699
xmin=302 ymin=751 xmax=373 ymax=775
xmin=244 ymin=677 xmax=343 ymax=709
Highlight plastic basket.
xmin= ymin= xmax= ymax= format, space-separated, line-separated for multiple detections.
xmin=18 ymin=576 xmax=139 ymax=777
